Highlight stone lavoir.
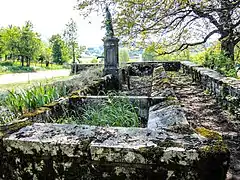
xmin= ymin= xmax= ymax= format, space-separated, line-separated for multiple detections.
xmin=0 ymin=63 xmax=230 ymax=180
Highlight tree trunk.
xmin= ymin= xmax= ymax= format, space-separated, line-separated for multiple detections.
xmin=26 ymin=57 xmax=30 ymax=67
xmin=21 ymin=56 xmax=24 ymax=67
xmin=221 ymin=39 xmax=235 ymax=70
xmin=72 ymin=45 xmax=75 ymax=63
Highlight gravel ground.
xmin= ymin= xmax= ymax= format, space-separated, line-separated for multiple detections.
xmin=121 ymin=75 xmax=152 ymax=96
xmin=169 ymin=71 xmax=240 ymax=180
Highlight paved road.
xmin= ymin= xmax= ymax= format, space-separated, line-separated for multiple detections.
xmin=0 ymin=69 xmax=71 ymax=85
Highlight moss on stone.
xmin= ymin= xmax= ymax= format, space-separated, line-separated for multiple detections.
xmin=154 ymin=67 xmax=165 ymax=74
xmin=0 ymin=119 xmax=32 ymax=137
xmin=44 ymin=102 xmax=59 ymax=108
xmin=195 ymin=127 xmax=222 ymax=140
xmin=166 ymin=96 xmax=178 ymax=101
xmin=22 ymin=107 xmax=51 ymax=118
xmin=70 ymin=95 xmax=85 ymax=99
xmin=200 ymin=141 xmax=228 ymax=154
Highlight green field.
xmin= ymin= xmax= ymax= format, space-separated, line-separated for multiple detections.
xmin=0 ymin=61 xmax=70 ymax=74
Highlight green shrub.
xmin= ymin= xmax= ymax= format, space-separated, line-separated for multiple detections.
xmin=203 ymin=52 xmax=236 ymax=77
xmin=0 ymin=65 xmax=36 ymax=73
xmin=0 ymin=61 xmax=14 ymax=66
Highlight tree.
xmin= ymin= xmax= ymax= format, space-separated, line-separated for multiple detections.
xmin=0 ymin=22 xmax=43 ymax=66
xmin=1 ymin=25 xmax=21 ymax=60
xmin=0 ymin=29 xmax=6 ymax=58
xmin=19 ymin=21 xmax=41 ymax=66
xmin=63 ymin=18 xmax=78 ymax=63
xmin=38 ymin=42 xmax=52 ymax=66
xmin=49 ymin=34 xmax=70 ymax=64
xmin=76 ymin=0 xmax=240 ymax=67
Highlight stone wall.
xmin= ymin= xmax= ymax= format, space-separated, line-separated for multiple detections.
xmin=0 ymin=63 xmax=230 ymax=180
xmin=148 ymin=65 xmax=188 ymax=130
xmin=0 ymin=123 xmax=229 ymax=180
xmin=71 ymin=63 xmax=103 ymax=74
xmin=127 ymin=61 xmax=181 ymax=71
xmin=181 ymin=61 xmax=240 ymax=118
xmin=72 ymin=61 xmax=181 ymax=75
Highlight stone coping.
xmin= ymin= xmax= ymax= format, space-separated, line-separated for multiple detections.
xmin=186 ymin=62 xmax=240 ymax=89
xmin=3 ymin=123 xmax=206 ymax=164
xmin=181 ymin=61 xmax=203 ymax=67
xmin=181 ymin=60 xmax=240 ymax=117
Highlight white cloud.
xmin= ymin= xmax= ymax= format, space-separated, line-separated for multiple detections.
xmin=0 ymin=0 xmax=105 ymax=46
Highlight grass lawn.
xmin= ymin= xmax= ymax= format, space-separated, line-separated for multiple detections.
xmin=0 ymin=60 xmax=70 ymax=74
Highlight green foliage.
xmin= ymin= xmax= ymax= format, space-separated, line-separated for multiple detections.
xmin=0 ymin=21 xmax=43 ymax=66
xmin=142 ymin=50 xmax=155 ymax=61
xmin=76 ymin=0 xmax=239 ymax=61
xmin=142 ymin=42 xmax=191 ymax=61
xmin=38 ymin=42 xmax=52 ymax=64
xmin=203 ymin=51 xmax=236 ymax=77
xmin=0 ymin=66 xmax=102 ymax=124
xmin=75 ymin=45 xmax=86 ymax=59
xmin=0 ymin=61 xmax=13 ymax=66
xmin=3 ymin=83 xmax=68 ymax=115
xmin=0 ymin=25 xmax=21 ymax=57
xmin=119 ymin=48 xmax=129 ymax=63
xmin=0 ymin=61 xmax=68 ymax=74
xmin=190 ymin=51 xmax=206 ymax=65
xmin=0 ymin=65 xmax=36 ymax=74
xmin=19 ymin=21 xmax=42 ymax=65
xmin=49 ymin=34 xmax=70 ymax=64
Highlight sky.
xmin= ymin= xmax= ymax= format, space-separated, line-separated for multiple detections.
xmin=0 ymin=0 xmax=105 ymax=47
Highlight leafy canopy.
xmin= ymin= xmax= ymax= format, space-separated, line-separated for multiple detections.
xmin=76 ymin=0 xmax=240 ymax=60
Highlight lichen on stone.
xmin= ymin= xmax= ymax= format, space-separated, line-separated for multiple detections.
xmin=195 ymin=127 xmax=222 ymax=140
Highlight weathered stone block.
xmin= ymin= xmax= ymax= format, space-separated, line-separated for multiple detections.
xmin=148 ymin=105 xmax=188 ymax=130
xmin=0 ymin=123 xmax=229 ymax=179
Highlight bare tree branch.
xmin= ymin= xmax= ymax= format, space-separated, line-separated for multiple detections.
xmin=156 ymin=29 xmax=219 ymax=55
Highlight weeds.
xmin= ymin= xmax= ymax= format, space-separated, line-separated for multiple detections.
xmin=55 ymin=94 xmax=141 ymax=127
xmin=4 ymin=83 xmax=68 ymax=115
xmin=0 ymin=67 xmax=103 ymax=125
xmin=81 ymin=96 xmax=140 ymax=127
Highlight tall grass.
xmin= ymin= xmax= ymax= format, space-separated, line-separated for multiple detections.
xmin=56 ymin=94 xmax=141 ymax=127
xmin=82 ymin=96 xmax=140 ymax=127
xmin=0 ymin=66 xmax=103 ymax=125
xmin=4 ymin=83 xmax=68 ymax=115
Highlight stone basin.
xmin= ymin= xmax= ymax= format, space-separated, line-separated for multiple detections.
xmin=0 ymin=63 xmax=230 ymax=180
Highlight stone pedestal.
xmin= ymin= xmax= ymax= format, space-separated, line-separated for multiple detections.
xmin=103 ymin=37 xmax=120 ymax=90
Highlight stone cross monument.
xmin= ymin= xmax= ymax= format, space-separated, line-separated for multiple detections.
xmin=103 ymin=6 xmax=120 ymax=90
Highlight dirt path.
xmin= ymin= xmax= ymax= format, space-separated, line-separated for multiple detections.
xmin=169 ymin=71 xmax=240 ymax=179
xmin=0 ymin=69 xmax=71 ymax=85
